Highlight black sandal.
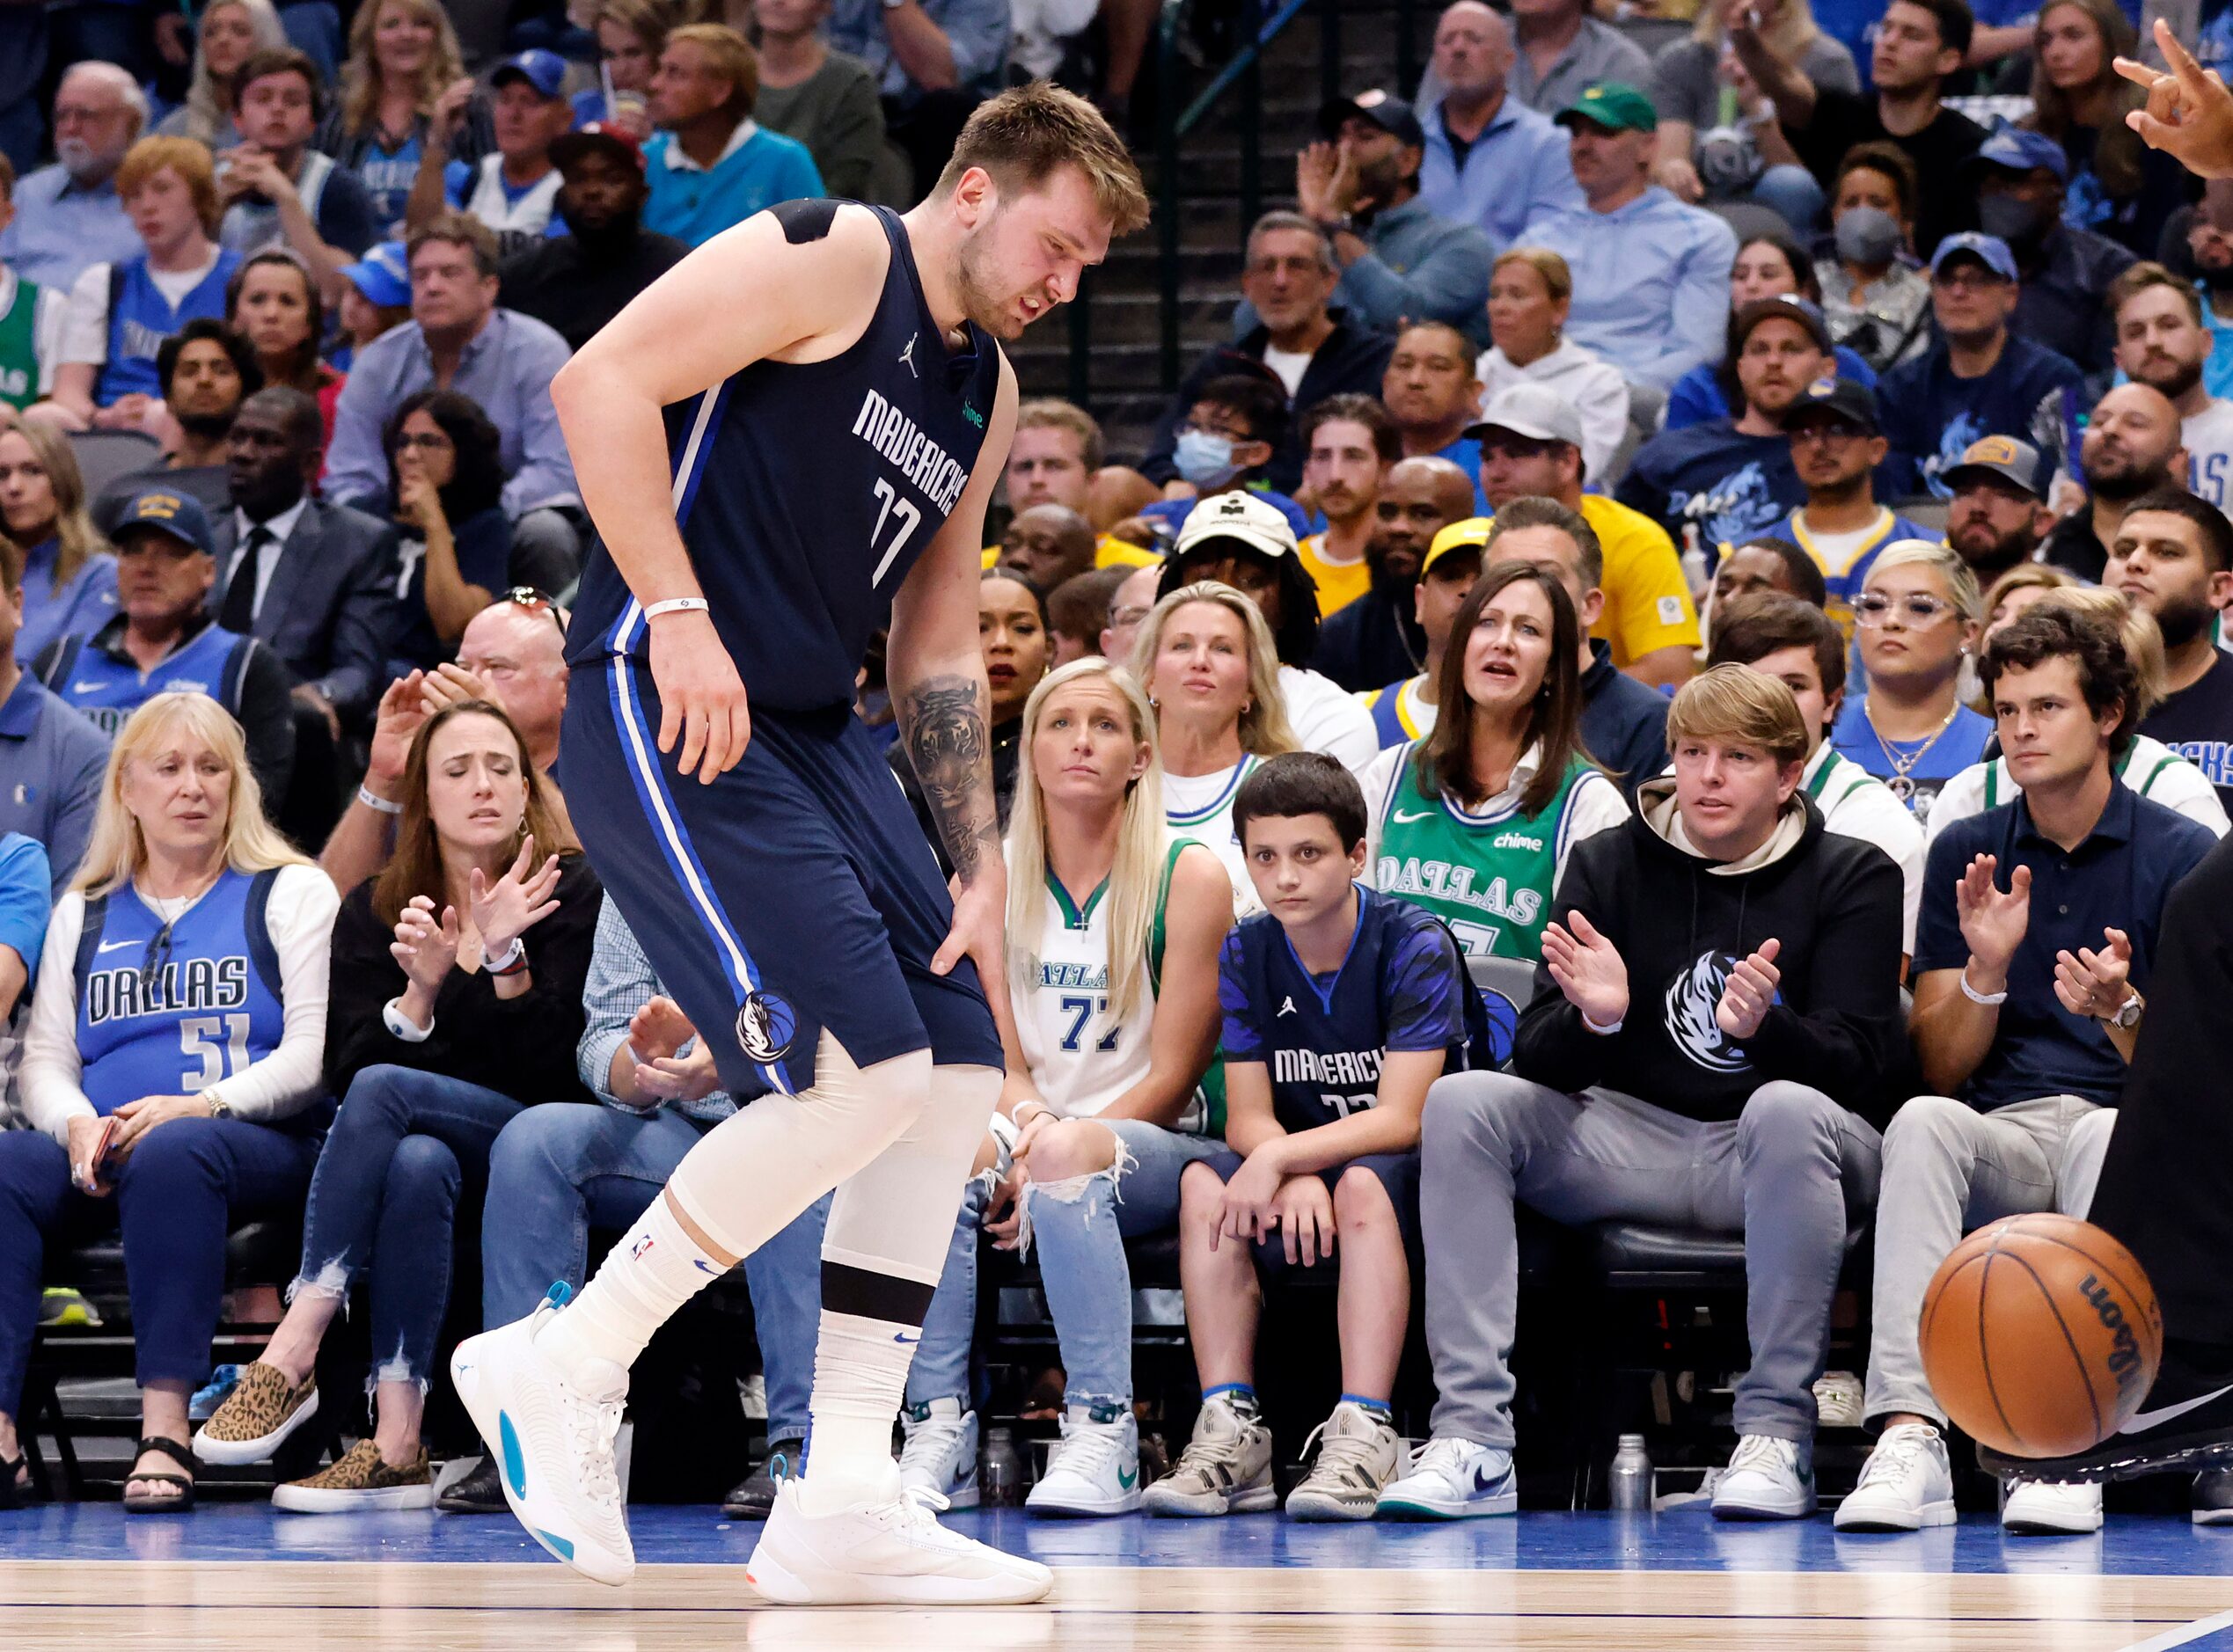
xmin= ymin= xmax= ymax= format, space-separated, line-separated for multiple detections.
xmin=121 ymin=1436 xmax=197 ymax=1514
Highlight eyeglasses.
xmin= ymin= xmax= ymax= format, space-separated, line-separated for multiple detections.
xmin=139 ymin=920 xmax=176 ymax=1006
xmin=1932 ymin=268 xmax=2007 ymax=293
xmin=394 ymin=431 xmax=453 ymax=452
xmin=1855 ymin=592 xmax=1959 ymax=625
xmin=503 ymin=586 xmax=568 ymax=637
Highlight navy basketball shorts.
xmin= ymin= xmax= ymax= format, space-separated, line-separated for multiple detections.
xmin=560 ymin=658 xmax=1002 ymax=1098
xmin=1197 ymin=1148 xmax=1423 ymax=1276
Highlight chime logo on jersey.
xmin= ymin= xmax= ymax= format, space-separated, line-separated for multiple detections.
xmin=1273 ymin=1047 xmax=1385 ymax=1086
xmin=850 ymin=386 xmax=969 ymax=514
xmin=1375 ymin=856 xmax=1545 ymax=925
xmin=83 ymin=954 xmax=250 ymax=1025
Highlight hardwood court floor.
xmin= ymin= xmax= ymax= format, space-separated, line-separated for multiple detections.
xmin=3 ymin=1504 xmax=2231 ymax=1650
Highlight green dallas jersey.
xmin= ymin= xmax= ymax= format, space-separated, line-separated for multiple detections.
xmin=1370 ymin=743 xmax=1614 ymax=961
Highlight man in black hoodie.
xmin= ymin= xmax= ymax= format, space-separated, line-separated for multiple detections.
xmin=495 ymin=126 xmax=688 ymax=353
xmin=1380 ymin=664 xmax=1904 ymax=1524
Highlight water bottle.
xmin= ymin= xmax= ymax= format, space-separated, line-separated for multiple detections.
xmin=980 ymin=1425 xmax=1025 ymax=1507
xmin=1609 ymin=1433 xmax=1653 ymax=1512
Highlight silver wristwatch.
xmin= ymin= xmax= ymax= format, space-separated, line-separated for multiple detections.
xmin=2105 ymin=992 xmax=2143 ymax=1030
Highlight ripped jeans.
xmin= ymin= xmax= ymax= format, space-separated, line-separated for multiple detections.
xmin=904 ymin=1117 xmax=1223 ymax=1413
xmin=289 ymin=1065 xmax=525 ymax=1390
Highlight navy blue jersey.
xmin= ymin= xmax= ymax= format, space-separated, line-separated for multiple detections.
xmin=71 ymin=867 xmax=287 ymax=1115
xmin=567 ymin=201 xmax=1007 ymax=712
xmin=1614 ymin=420 xmax=1804 ymax=549
xmin=1218 ymin=886 xmax=1477 ymax=1133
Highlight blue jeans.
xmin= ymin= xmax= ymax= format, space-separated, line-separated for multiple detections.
xmin=0 ymin=1117 xmax=319 ymax=1415
xmin=480 ymin=1103 xmax=830 ymax=1444
xmin=292 ymin=1065 xmax=523 ymax=1389
xmin=906 ymin=1119 xmax=1221 ymax=1412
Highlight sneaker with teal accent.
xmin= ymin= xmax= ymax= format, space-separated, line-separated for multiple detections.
xmin=1711 ymin=1434 xmax=1816 ymax=1521
xmin=897 ymin=1398 xmax=979 ymax=1509
xmin=1376 ymin=1436 xmax=1519 ymax=1519
xmin=449 ymin=1283 xmax=634 ymax=1585
xmin=1027 ymin=1404 xmax=1141 ymax=1517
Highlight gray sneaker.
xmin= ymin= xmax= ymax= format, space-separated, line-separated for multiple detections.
xmin=1141 ymin=1393 xmax=1276 ymax=1517
xmin=2195 ymin=1468 xmax=2233 ymax=1525
xmin=1284 ymin=1401 xmax=1402 ymax=1522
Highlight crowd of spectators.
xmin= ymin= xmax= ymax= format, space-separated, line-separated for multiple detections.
xmin=0 ymin=0 xmax=2230 ymax=1542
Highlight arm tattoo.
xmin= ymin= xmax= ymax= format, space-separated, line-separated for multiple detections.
xmin=898 ymin=673 xmax=1000 ymax=883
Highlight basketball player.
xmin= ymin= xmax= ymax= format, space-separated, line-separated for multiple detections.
xmin=444 ymin=84 xmax=1149 ymax=1604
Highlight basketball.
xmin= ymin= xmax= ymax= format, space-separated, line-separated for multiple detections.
xmin=1919 ymin=1214 xmax=2163 ymax=1459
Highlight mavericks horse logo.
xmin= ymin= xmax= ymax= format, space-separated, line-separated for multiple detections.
xmin=1663 ymin=952 xmax=1750 ymax=1073
xmin=736 ymin=989 xmax=797 ymax=1064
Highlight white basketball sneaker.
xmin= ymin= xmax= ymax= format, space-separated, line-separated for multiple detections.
xmin=1376 ymin=1436 xmax=1519 ymax=1519
xmin=2002 ymin=1478 xmax=2103 ymax=1534
xmin=1710 ymin=1434 xmax=1817 ymax=1521
xmin=897 ymin=1398 xmax=980 ymax=1508
xmin=1026 ymin=1405 xmax=1142 ymax=1517
xmin=449 ymin=1286 xmax=634 ymax=1585
xmin=747 ymin=1472 xmax=1053 ymax=1604
xmin=1834 ymin=1423 xmax=1957 ymax=1532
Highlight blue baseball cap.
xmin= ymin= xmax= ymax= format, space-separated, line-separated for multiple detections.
xmin=113 ymin=489 xmax=214 ymax=556
xmin=1930 ymin=232 xmax=2020 ymax=284
xmin=341 ymin=240 xmax=410 ymax=308
xmin=1971 ymin=126 xmax=2069 ymax=183
xmin=492 ymin=48 xmax=567 ymax=100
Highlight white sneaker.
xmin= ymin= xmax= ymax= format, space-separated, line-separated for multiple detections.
xmin=1812 ymin=1371 xmax=1864 ymax=1431
xmin=1711 ymin=1434 xmax=1816 ymax=1521
xmin=2194 ymin=1468 xmax=2233 ymax=1525
xmin=1026 ymin=1405 xmax=1141 ymax=1517
xmin=449 ymin=1286 xmax=633 ymax=1585
xmin=897 ymin=1398 xmax=979 ymax=1509
xmin=748 ymin=1474 xmax=1052 ymax=1605
xmin=1834 ymin=1423 xmax=1957 ymax=1532
xmin=2002 ymin=1478 xmax=2103 ymax=1534
xmin=1376 ymin=1436 xmax=1519 ymax=1519
xmin=1284 ymin=1401 xmax=1403 ymax=1522
xmin=1140 ymin=1393 xmax=1276 ymax=1517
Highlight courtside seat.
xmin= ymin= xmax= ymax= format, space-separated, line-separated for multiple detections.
xmin=48 ymin=1217 xmax=303 ymax=1320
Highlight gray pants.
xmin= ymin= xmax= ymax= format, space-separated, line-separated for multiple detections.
xmin=1863 ymin=1093 xmax=2115 ymax=1426
xmin=1422 ymin=1074 xmax=1882 ymax=1448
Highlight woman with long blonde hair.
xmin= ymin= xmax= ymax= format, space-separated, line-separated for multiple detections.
xmin=156 ymin=0 xmax=289 ymax=148
xmin=4 ymin=693 xmax=339 ymax=1511
xmin=1128 ymin=581 xmax=1298 ymax=910
xmin=317 ymin=0 xmax=483 ymax=234
xmin=195 ymin=698 xmax=602 ymax=1513
xmin=0 ymin=413 xmax=116 ymax=673
xmin=895 ymin=658 xmax=1234 ymax=1517
xmin=1934 ymin=585 xmax=2231 ymax=838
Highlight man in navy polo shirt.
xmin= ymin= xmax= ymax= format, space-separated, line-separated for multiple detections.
xmin=1838 ymin=603 xmax=2216 ymax=1539
xmin=0 ymin=543 xmax=107 ymax=896
xmin=32 ymin=489 xmax=296 ymax=808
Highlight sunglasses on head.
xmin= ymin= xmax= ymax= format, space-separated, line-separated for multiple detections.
xmin=502 ymin=587 xmax=568 ymax=637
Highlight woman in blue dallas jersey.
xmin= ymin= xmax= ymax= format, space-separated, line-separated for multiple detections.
xmin=1363 ymin=561 xmax=1629 ymax=964
xmin=897 ymin=657 xmax=1234 ymax=1517
xmin=2 ymin=693 xmax=340 ymax=1511
xmin=1126 ymin=580 xmax=1299 ymax=914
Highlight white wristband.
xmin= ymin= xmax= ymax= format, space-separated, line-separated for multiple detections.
xmin=1581 ymin=1011 xmax=1623 ymax=1036
xmin=383 ymin=998 xmax=435 ymax=1042
xmin=1959 ymin=965 xmax=2009 ymax=1006
xmin=357 ymin=784 xmax=403 ymax=816
xmin=644 ymin=597 xmax=711 ymax=621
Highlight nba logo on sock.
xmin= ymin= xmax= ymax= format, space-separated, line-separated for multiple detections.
xmin=631 ymin=1233 xmax=655 ymax=1261
xmin=737 ymin=990 xmax=797 ymax=1064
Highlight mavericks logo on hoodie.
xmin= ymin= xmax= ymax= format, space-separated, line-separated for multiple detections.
xmin=1663 ymin=951 xmax=1763 ymax=1073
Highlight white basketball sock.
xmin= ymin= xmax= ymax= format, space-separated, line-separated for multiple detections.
xmin=798 ymin=1063 xmax=999 ymax=1515
xmin=534 ymin=1034 xmax=933 ymax=1387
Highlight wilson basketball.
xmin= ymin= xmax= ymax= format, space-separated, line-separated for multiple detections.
xmin=1919 ymin=1214 xmax=2163 ymax=1459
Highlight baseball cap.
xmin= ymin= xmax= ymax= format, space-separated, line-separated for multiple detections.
xmin=1930 ymin=232 xmax=2020 ymax=283
xmin=113 ymin=490 xmax=214 ymax=557
xmin=1782 ymin=376 xmax=1879 ymax=434
xmin=341 ymin=240 xmax=410 ymax=308
xmin=1318 ymin=87 xmax=1425 ymax=149
xmin=1172 ymin=490 xmax=1298 ymax=564
xmin=1555 ymin=81 xmax=1658 ymax=136
xmin=492 ymin=48 xmax=567 ymax=100
xmin=1466 ymin=383 xmax=1585 ymax=450
xmin=1731 ymin=294 xmax=1833 ymax=355
xmin=1970 ymin=127 xmax=2069 ymax=184
xmin=1942 ymin=434 xmax=2051 ymax=500
xmin=551 ymin=121 xmax=647 ymax=173
xmin=1421 ymin=516 xmax=1494 ymax=580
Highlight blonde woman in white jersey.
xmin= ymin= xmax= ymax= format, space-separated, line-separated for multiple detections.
xmin=1129 ymin=580 xmax=1299 ymax=913
xmin=895 ymin=658 xmax=1234 ymax=1517
xmin=1930 ymin=587 xmax=2231 ymax=841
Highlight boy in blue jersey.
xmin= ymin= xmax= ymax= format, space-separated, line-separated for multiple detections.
xmin=1143 ymin=752 xmax=1473 ymax=1523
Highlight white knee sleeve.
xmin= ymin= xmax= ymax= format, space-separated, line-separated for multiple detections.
xmin=822 ymin=1062 xmax=1000 ymax=1288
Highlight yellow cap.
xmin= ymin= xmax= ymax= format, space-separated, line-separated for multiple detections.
xmin=1421 ymin=516 xmax=1494 ymax=579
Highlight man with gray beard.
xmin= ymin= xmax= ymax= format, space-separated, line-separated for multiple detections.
xmin=0 ymin=63 xmax=143 ymax=289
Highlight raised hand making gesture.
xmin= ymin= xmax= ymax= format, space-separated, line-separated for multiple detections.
xmin=1541 ymin=910 xmax=1630 ymax=1030
xmin=1954 ymin=853 xmax=2032 ymax=997
xmin=471 ymin=833 xmax=563 ymax=968
xmin=1716 ymin=938 xmax=1783 ymax=1042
